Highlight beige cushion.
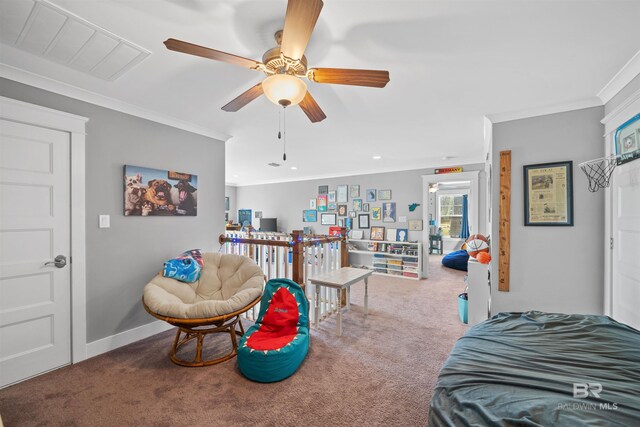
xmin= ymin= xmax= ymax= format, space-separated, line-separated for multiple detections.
xmin=143 ymin=253 xmax=264 ymax=319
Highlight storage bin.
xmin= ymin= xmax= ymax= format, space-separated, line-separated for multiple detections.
xmin=458 ymin=293 xmax=468 ymax=324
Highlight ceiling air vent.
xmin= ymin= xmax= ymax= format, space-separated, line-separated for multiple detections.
xmin=267 ymin=163 xmax=281 ymax=167
xmin=1 ymin=0 xmax=150 ymax=81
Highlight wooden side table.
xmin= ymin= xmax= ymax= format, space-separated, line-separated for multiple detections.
xmin=429 ymin=235 xmax=443 ymax=254
xmin=308 ymin=267 xmax=373 ymax=336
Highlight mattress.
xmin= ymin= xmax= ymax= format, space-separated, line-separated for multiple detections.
xmin=429 ymin=311 xmax=640 ymax=426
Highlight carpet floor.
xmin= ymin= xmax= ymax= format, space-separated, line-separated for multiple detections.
xmin=0 ymin=256 xmax=468 ymax=427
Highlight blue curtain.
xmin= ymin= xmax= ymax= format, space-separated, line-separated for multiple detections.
xmin=460 ymin=195 xmax=470 ymax=239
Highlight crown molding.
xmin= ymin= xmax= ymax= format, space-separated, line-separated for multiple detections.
xmin=597 ymin=49 xmax=640 ymax=105
xmin=229 ymin=157 xmax=485 ymax=187
xmin=486 ymin=97 xmax=602 ymax=124
xmin=601 ymin=86 xmax=640 ymax=135
xmin=0 ymin=63 xmax=231 ymax=142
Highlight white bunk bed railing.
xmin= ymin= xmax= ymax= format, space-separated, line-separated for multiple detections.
xmin=218 ymin=230 xmax=346 ymax=325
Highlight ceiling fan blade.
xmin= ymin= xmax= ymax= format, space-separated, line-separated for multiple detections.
xmin=308 ymin=68 xmax=390 ymax=88
xmin=164 ymin=38 xmax=262 ymax=70
xmin=299 ymin=91 xmax=326 ymax=123
xmin=221 ymin=83 xmax=264 ymax=112
xmin=280 ymin=0 xmax=324 ymax=62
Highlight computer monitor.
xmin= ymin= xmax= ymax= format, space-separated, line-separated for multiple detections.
xmin=260 ymin=218 xmax=277 ymax=232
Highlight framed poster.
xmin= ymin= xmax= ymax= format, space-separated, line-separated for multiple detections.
xmin=318 ymin=185 xmax=329 ymax=195
xmin=363 ymin=203 xmax=370 ymax=212
xmin=358 ymin=213 xmax=370 ymax=229
xmin=366 ymin=189 xmax=376 ymax=202
xmin=353 ymin=198 xmax=362 ymax=211
xmin=408 ymin=219 xmax=423 ymax=231
xmin=238 ymin=209 xmax=252 ymax=226
xmin=350 ymin=185 xmax=360 ymax=198
xmin=303 ymin=210 xmax=317 ymax=222
xmin=615 ymin=113 xmax=640 ymax=165
xmin=378 ymin=189 xmax=391 ymax=200
xmin=337 ymin=185 xmax=348 ymax=203
xmin=328 ymin=191 xmax=337 ymax=203
xmin=338 ymin=204 xmax=347 ymax=216
xmin=523 ymin=161 xmax=573 ymax=226
xmin=124 ymin=165 xmax=197 ymax=216
xmin=397 ymin=228 xmax=408 ymax=242
xmin=321 ymin=213 xmax=337 ymax=225
xmin=371 ymin=207 xmax=381 ymax=221
xmin=317 ymin=195 xmax=328 ymax=212
xmin=386 ymin=228 xmax=397 ymax=241
xmin=328 ymin=203 xmax=337 ymax=211
xmin=382 ymin=202 xmax=396 ymax=222
xmin=370 ymin=226 xmax=385 ymax=241
xmin=224 ymin=196 xmax=229 ymax=211
xmin=310 ymin=199 xmax=317 ymax=209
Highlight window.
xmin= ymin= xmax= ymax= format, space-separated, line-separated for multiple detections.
xmin=438 ymin=194 xmax=464 ymax=238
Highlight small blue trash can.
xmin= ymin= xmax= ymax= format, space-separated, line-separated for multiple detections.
xmin=458 ymin=293 xmax=468 ymax=324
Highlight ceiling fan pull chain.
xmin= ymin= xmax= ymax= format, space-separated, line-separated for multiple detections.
xmin=277 ymin=108 xmax=282 ymax=140
xmin=283 ymin=106 xmax=287 ymax=161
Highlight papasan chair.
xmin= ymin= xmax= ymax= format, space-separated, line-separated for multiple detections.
xmin=143 ymin=253 xmax=264 ymax=367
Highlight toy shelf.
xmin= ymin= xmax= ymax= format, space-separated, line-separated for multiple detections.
xmin=347 ymin=239 xmax=422 ymax=280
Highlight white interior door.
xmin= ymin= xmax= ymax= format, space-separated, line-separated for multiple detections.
xmin=611 ymin=158 xmax=640 ymax=330
xmin=0 ymin=118 xmax=71 ymax=388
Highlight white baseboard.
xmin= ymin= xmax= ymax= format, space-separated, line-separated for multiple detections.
xmin=85 ymin=320 xmax=174 ymax=359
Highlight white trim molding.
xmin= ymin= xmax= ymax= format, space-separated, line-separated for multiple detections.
xmin=486 ymin=97 xmax=602 ymax=124
xmin=0 ymin=63 xmax=231 ymax=142
xmin=86 ymin=320 xmax=174 ymax=359
xmin=597 ymin=49 xmax=640 ymax=105
xmin=0 ymin=95 xmax=88 ymax=363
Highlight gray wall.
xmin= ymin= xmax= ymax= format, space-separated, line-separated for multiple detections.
xmin=236 ymin=164 xmax=486 ymax=243
xmin=490 ymin=106 xmax=605 ymax=314
xmin=0 ymin=78 xmax=226 ymax=343
xmin=225 ymin=185 xmax=237 ymax=223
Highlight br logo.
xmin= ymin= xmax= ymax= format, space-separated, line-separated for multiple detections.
xmin=573 ymin=383 xmax=602 ymax=399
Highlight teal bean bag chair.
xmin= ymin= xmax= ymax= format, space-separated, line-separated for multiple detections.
xmin=237 ymin=278 xmax=309 ymax=382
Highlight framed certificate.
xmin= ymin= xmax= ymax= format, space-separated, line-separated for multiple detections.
xmin=523 ymin=161 xmax=573 ymax=226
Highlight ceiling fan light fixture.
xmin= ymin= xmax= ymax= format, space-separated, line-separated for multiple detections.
xmin=262 ymin=74 xmax=307 ymax=107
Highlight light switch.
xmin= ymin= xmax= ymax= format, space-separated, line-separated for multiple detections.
xmin=99 ymin=215 xmax=110 ymax=228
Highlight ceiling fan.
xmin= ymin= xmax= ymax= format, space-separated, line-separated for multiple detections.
xmin=164 ymin=0 xmax=390 ymax=123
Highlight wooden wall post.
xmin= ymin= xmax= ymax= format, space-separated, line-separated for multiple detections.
xmin=499 ymin=150 xmax=511 ymax=292
xmin=339 ymin=227 xmax=348 ymax=267
xmin=291 ymin=230 xmax=305 ymax=289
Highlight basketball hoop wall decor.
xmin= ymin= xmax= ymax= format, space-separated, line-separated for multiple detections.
xmin=614 ymin=113 xmax=640 ymax=166
xmin=523 ymin=161 xmax=573 ymax=226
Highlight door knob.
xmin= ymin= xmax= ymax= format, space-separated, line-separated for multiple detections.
xmin=45 ymin=255 xmax=67 ymax=268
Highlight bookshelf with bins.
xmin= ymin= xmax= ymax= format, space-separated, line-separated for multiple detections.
xmin=348 ymin=239 xmax=422 ymax=280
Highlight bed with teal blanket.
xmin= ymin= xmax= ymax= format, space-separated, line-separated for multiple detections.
xmin=429 ymin=311 xmax=640 ymax=426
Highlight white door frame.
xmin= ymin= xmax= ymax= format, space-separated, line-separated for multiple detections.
xmin=600 ymin=86 xmax=640 ymax=318
xmin=421 ymin=171 xmax=480 ymax=277
xmin=0 ymin=95 xmax=88 ymax=363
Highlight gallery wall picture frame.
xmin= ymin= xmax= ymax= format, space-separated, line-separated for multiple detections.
xmin=349 ymin=211 xmax=356 ymax=218
xmin=378 ymin=189 xmax=392 ymax=200
xmin=353 ymin=198 xmax=362 ymax=211
xmin=350 ymin=185 xmax=360 ymax=198
xmin=345 ymin=218 xmax=352 ymax=229
xmin=350 ymin=230 xmax=364 ymax=239
xmin=382 ymin=202 xmax=396 ymax=223
xmin=310 ymin=199 xmax=317 ymax=209
xmin=328 ymin=203 xmax=337 ymax=211
xmin=358 ymin=213 xmax=370 ymax=229
xmin=408 ymin=219 xmax=423 ymax=231
xmin=370 ymin=226 xmax=385 ymax=241
xmin=523 ymin=161 xmax=574 ymax=226
xmin=338 ymin=204 xmax=347 ymax=216
xmin=255 ymin=211 xmax=262 ymax=219
xmin=225 ymin=196 xmax=229 ymax=211
xmin=318 ymin=185 xmax=329 ymax=195
xmin=338 ymin=219 xmax=344 ymax=227
xmin=366 ymin=189 xmax=376 ymax=202
xmin=328 ymin=191 xmax=337 ymax=203
xmin=303 ymin=210 xmax=318 ymax=222
xmin=337 ymin=185 xmax=348 ymax=203
xmin=363 ymin=203 xmax=370 ymax=212
xmin=371 ymin=207 xmax=381 ymax=221
xmin=238 ymin=209 xmax=252 ymax=226
xmin=615 ymin=113 xmax=640 ymax=165
xmin=317 ymin=195 xmax=328 ymax=212
xmin=321 ymin=213 xmax=337 ymax=225
xmin=386 ymin=228 xmax=397 ymax=242
xmin=397 ymin=228 xmax=408 ymax=242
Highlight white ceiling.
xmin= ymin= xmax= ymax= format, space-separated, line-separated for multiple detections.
xmin=1 ymin=0 xmax=639 ymax=186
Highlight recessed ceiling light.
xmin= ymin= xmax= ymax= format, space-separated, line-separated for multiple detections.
xmin=372 ymin=155 xmax=382 ymax=160
xmin=442 ymin=156 xmax=452 ymax=160
xmin=291 ymin=166 xmax=298 ymax=170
